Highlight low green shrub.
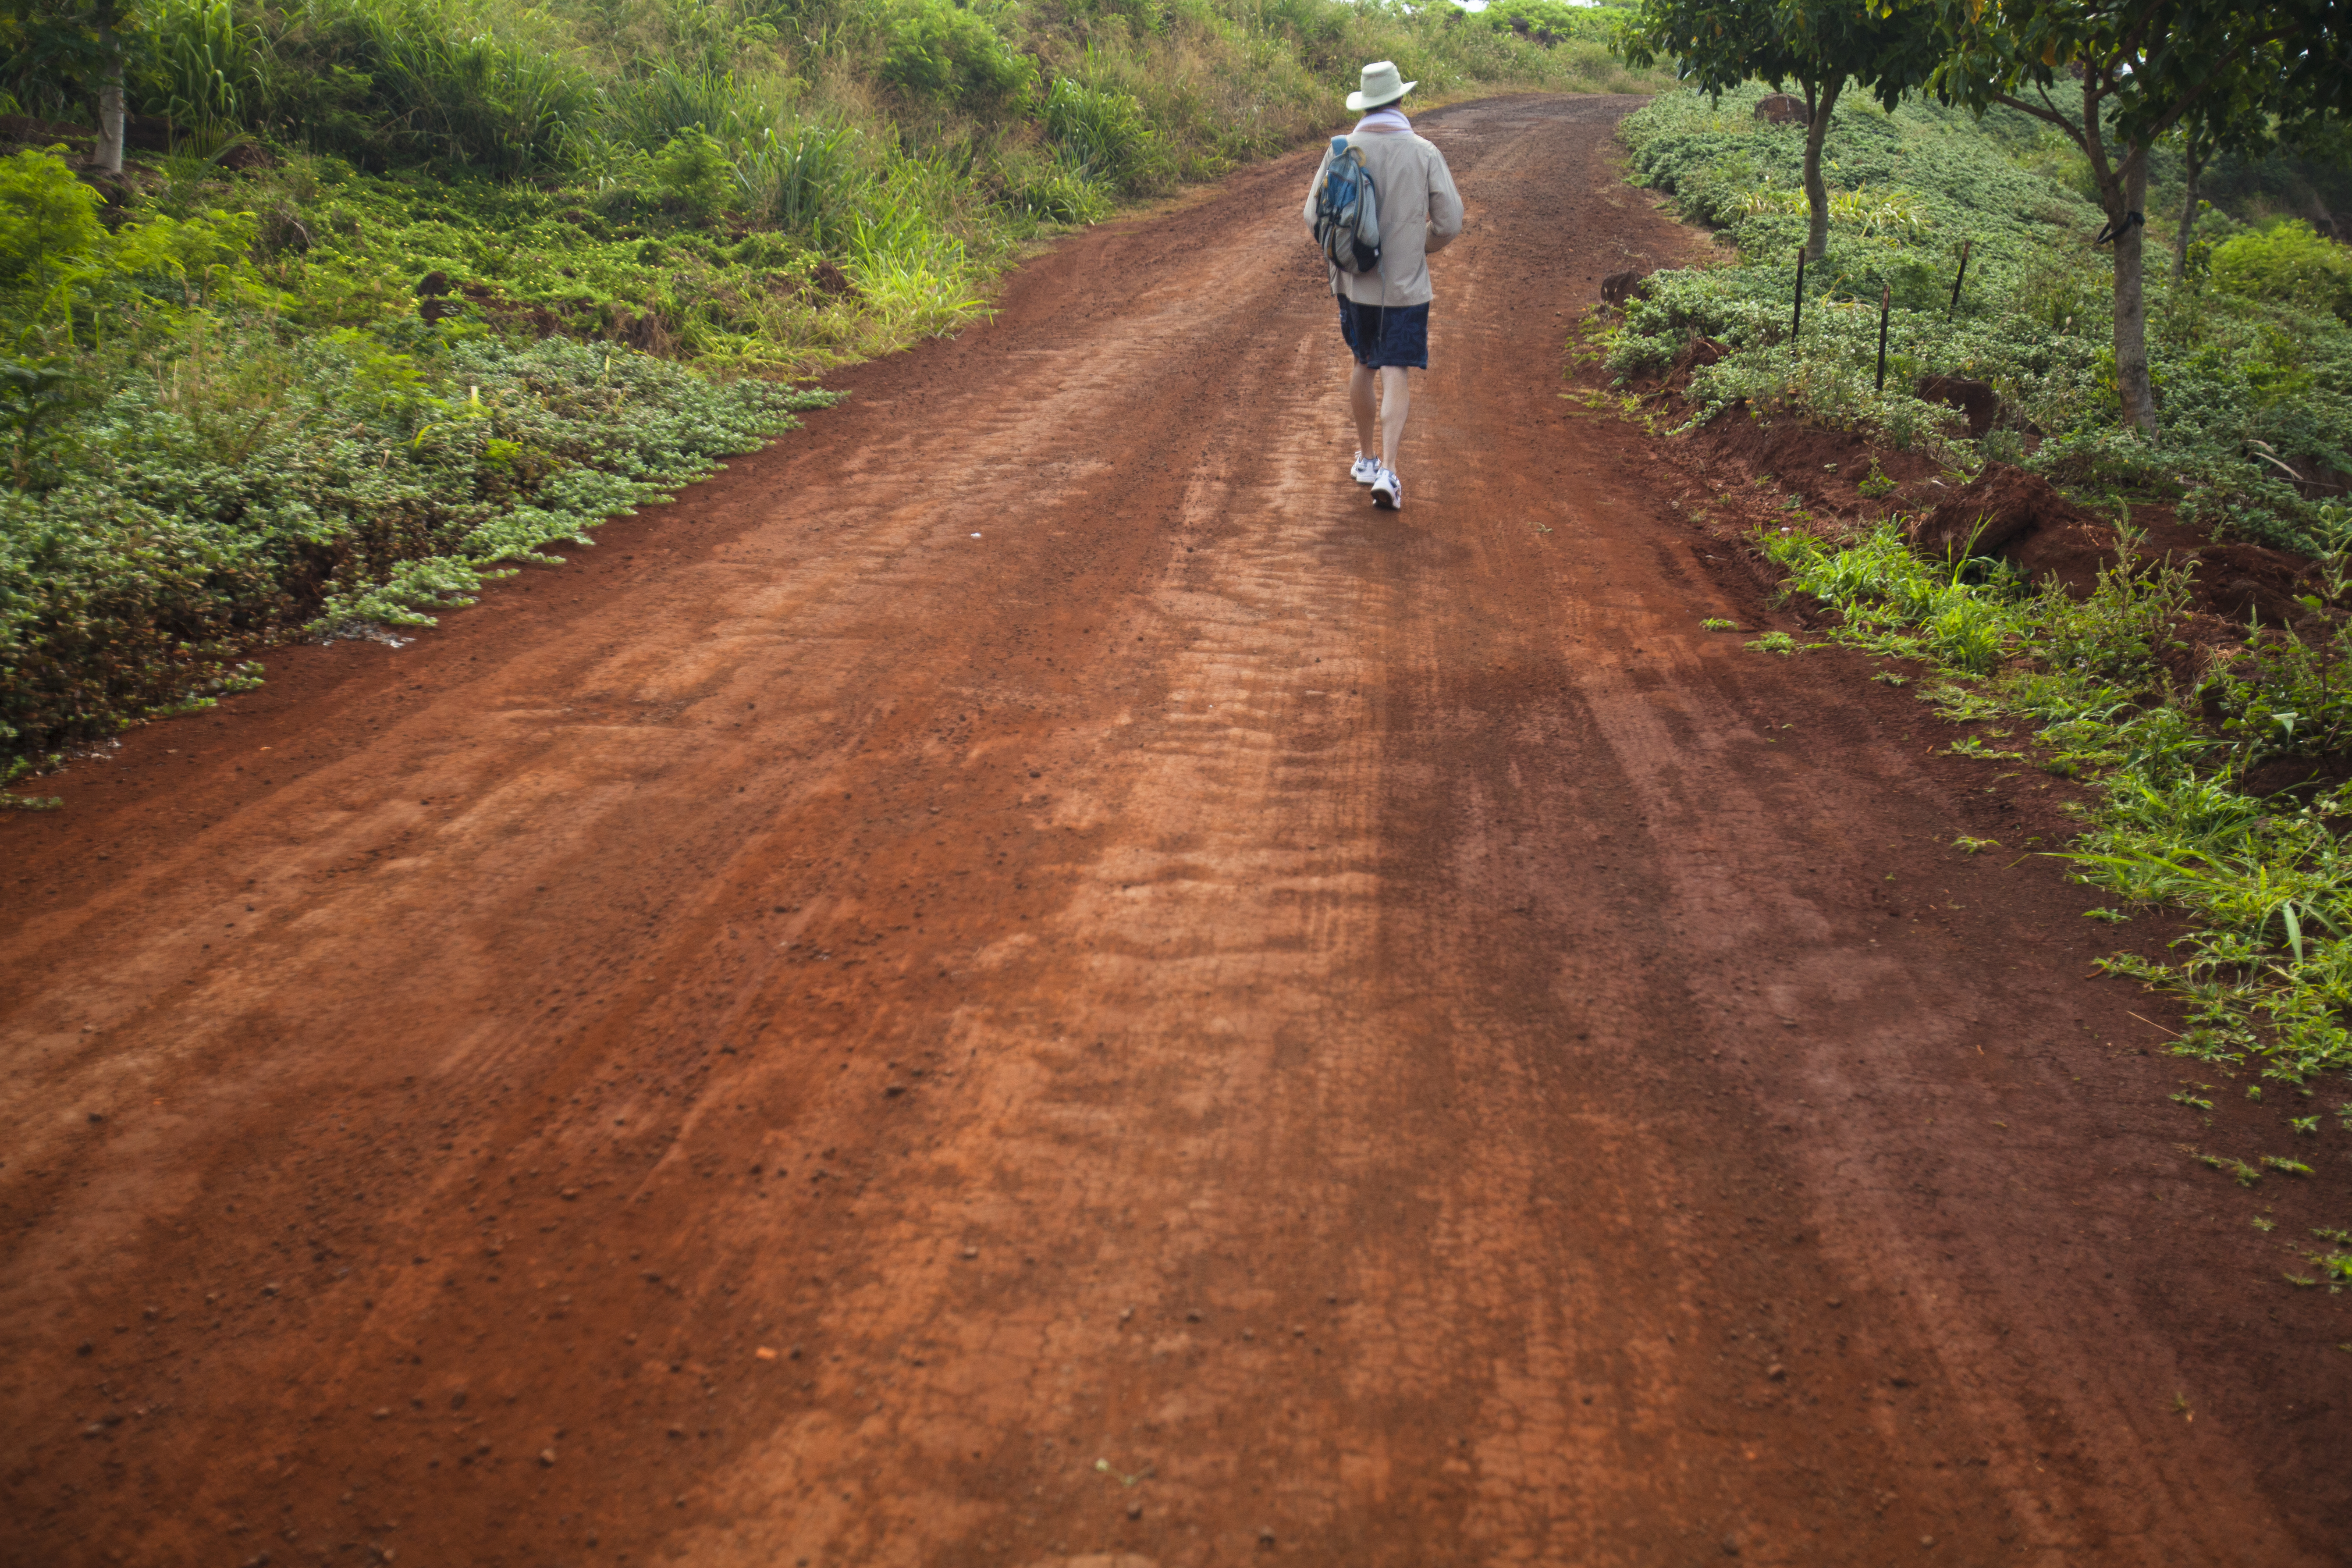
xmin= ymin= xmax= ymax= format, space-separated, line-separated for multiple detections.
xmin=602 ymin=66 xmax=788 ymax=155
xmin=2 ymin=147 xmax=262 ymax=348
xmin=992 ymin=143 xmax=1114 ymax=224
xmin=336 ymin=0 xmax=602 ymax=174
xmin=733 ymin=119 xmax=868 ymax=238
xmin=0 ymin=324 xmax=835 ymax=757
xmin=880 ymin=0 xmax=1037 ymax=113
xmin=651 ymin=127 xmax=740 ymax=224
xmin=0 ymin=359 xmax=93 ymax=491
xmin=2211 ymin=220 xmax=2352 ymax=324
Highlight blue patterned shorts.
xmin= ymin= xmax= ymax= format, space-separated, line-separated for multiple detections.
xmin=1337 ymin=297 xmax=1430 ymax=370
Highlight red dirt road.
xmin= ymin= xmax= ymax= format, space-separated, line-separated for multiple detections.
xmin=4 ymin=96 xmax=2348 ymax=1567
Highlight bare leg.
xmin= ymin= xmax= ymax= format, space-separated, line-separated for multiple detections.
xmin=1349 ymin=363 xmax=1378 ymax=459
xmin=1379 ymin=365 xmax=1411 ymax=472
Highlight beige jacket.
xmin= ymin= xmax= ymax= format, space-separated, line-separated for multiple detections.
xmin=1300 ymin=125 xmax=1465 ymax=307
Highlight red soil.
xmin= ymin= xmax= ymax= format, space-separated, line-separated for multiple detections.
xmin=2 ymin=95 xmax=2347 ymax=1568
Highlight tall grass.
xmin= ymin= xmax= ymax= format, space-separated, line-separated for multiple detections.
xmin=150 ymin=0 xmax=268 ymax=152
xmin=348 ymin=0 xmax=601 ymax=172
xmin=1043 ymin=74 xmax=1156 ymax=188
xmin=601 ymin=64 xmax=789 ymax=151
xmin=733 ymin=118 xmax=866 ymax=236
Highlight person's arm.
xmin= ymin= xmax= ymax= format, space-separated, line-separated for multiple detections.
xmin=1425 ymin=149 xmax=1465 ymax=254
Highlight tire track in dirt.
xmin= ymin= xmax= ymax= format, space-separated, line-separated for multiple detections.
xmin=2 ymin=94 xmax=2345 ymax=1567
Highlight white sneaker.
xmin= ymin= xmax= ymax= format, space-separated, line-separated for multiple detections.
xmin=1370 ymin=466 xmax=1402 ymax=510
xmin=1350 ymin=454 xmax=1379 ymax=485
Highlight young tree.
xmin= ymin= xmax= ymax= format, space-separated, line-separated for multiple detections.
xmin=1619 ymin=0 xmax=1945 ymax=261
xmin=87 ymin=0 xmax=132 ymax=173
xmin=1932 ymin=0 xmax=2348 ymax=435
xmin=2169 ymin=117 xmax=2221 ymax=283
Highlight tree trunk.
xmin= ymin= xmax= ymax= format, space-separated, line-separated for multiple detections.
xmin=2172 ymin=143 xmax=2203 ymax=282
xmin=91 ymin=39 xmax=127 ymax=176
xmin=1800 ymin=76 xmax=1844 ymax=264
xmin=2110 ymin=145 xmax=2159 ymax=435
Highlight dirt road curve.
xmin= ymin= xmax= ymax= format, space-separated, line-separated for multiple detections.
xmin=4 ymin=96 xmax=2347 ymax=1567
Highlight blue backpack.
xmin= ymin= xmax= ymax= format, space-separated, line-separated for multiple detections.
xmin=1312 ymin=136 xmax=1382 ymax=276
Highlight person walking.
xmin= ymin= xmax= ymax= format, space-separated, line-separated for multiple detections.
xmin=1301 ymin=60 xmax=1464 ymax=512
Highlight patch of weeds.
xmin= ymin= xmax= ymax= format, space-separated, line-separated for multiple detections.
xmin=1754 ymin=514 xmax=2352 ymax=1109
xmin=0 ymin=756 xmax=62 ymax=810
xmin=1926 ymin=683 xmax=2009 ymax=723
xmin=2084 ymin=907 xmax=2132 ymax=923
xmin=1702 ymin=617 xmax=1739 ymax=631
xmin=1953 ymin=836 xmax=2000 ymax=854
xmin=1745 ymin=631 xmax=1798 ymax=655
xmin=1856 ymin=461 xmax=1897 ymax=501
xmin=2301 ymin=1239 xmax=2352 ymax=1291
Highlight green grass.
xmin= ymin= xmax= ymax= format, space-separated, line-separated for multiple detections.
xmin=1751 ymin=510 xmax=2352 ymax=1276
xmin=1752 ymin=505 xmax=2352 ymax=1095
xmin=2 ymin=319 xmax=836 ymax=768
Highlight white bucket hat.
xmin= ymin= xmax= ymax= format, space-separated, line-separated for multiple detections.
xmin=1346 ymin=60 xmax=1417 ymax=112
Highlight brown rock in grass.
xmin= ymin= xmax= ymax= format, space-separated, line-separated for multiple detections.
xmin=1909 ymin=463 xmax=2099 ymax=560
xmin=1915 ymin=375 xmax=2001 ymax=438
xmin=1601 ymin=270 xmax=1652 ymax=307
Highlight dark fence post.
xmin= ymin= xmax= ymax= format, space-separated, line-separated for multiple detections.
xmin=1947 ymin=238 xmax=1972 ymax=318
xmin=1792 ymin=247 xmax=1806 ymax=345
xmin=1874 ymin=284 xmax=1892 ymax=394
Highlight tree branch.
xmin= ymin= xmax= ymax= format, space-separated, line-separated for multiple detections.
xmin=2033 ymin=78 xmax=2066 ymax=125
xmin=1995 ymin=84 xmax=2080 ymax=151
xmin=2130 ymin=57 xmax=2267 ymax=146
xmin=2081 ymin=75 xmax=2117 ymax=198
